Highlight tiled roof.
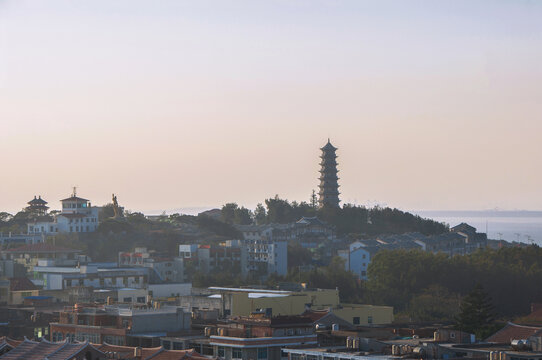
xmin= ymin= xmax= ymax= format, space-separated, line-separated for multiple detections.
xmin=0 ymin=339 xmax=102 ymax=360
xmin=146 ymin=349 xmax=208 ymax=360
xmin=96 ymin=344 xmax=207 ymax=360
xmin=486 ymin=322 xmax=542 ymax=343
xmin=9 ymin=278 xmax=38 ymax=292
xmin=97 ymin=343 xmax=162 ymax=358
xmin=3 ymin=243 xmax=80 ymax=254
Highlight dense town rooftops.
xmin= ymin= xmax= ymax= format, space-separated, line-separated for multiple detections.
xmin=2 ymin=243 xmax=80 ymax=254
xmin=0 ymin=339 xmax=104 ymax=360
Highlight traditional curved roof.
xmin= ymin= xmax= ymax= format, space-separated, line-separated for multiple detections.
xmin=0 ymin=338 xmax=104 ymax=360
xmin=320 ymin=139 xmax=337 ymax=151
xmin=27 ymin=196 xmax=48 ymax=205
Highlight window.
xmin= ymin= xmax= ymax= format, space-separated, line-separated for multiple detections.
xmin=123 ymin=297 xmax=132 ymax=302
xmin=367 ymin=316 xmax=373 ymax=324
xmin=258 ymin=348 xmax=268 ymax=359
xmin=232 ymin=348 xmax=242 ymax=359
xmin=353 ymin=317 xmax=360 ymax=325
xmin=137 ymin=296 xmax=146 ymax=303
xmin=218 ymin=347 xmax=225 ymax=357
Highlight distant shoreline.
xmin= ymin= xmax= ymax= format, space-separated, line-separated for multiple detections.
xmin=414 ymin=210 xmax=542 ymax=218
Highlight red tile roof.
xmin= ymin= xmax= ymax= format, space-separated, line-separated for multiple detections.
xmin=486 ymin=322 xmax=542 ymax=343
xmin=301 ymin=310 xmax=330 ymax=322
xmin=3 ymin=243 xmax=80 ymax=254
xmin=9 ymin=278 xmax=38 ymax=292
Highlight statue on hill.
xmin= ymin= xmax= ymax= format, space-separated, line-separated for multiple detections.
xmin=112 ymin=193 xmax=124 ymax=219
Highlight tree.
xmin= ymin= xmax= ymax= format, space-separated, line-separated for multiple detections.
xmin=287 ymin=244 xmax=313 ymax=269
xmin=99 ymin=204 xmax=116 ymax=221
xmin=0 ymin=212 xmax=13 ymax=223
xmin=254 ymin=203 xmax=267 ymax=225
xmin=456 ymin=283 xmax=496 ymax=338
xmin=221 ymin=203 xmax=238 ymax=224
xmin=310 ymin=190 xmax=318 ymax=209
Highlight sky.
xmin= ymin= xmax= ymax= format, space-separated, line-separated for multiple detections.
xmin=1 ymin=0 xmax=541 ymax=215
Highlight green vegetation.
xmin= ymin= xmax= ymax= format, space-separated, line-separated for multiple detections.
xmin=222 ymin=195 xmax=448 ymax=236
xmin=364 ymin=246 xmax=542 ymax=320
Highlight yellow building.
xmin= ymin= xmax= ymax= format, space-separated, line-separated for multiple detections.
xmin=209 ymin=287 xmax=393 ymax=326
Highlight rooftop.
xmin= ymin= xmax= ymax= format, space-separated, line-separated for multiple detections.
xmin=486 ymin=322 xmax=542 ymax=343
xmin=3 ymin=243 xmax=80 ymax=254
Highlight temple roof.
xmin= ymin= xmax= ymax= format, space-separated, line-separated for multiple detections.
xmin=27 ymin=196 xmax=48 ymax=205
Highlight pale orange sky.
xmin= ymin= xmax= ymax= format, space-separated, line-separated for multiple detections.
xmin=1 ymin=1 xmax=542 ymax=214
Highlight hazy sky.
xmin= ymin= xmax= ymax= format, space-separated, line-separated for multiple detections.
xmin=1 ymin=0 xmax=541 ymax=215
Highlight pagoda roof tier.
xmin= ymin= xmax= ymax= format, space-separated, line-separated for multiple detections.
xmin=28 ymin=196 xmax=48 ymax=205
xmin=320 ymin=139 xmax=337 ymax=151
xmin=318 ymin=190 xmax=340 ymax=196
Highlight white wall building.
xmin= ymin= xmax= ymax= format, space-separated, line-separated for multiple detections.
xmin=27 ymin=190 xmax=100 ymax=234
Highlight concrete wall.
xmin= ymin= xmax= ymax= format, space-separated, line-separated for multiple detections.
xmin=148 ymin=283 xmax=191 ymax=298
xmin=333 ymin=304 xmax=394 ymax=326
xmin=131 ymin=307 xmax=190 ymax=333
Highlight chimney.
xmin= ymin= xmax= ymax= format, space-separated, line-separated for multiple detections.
xmin=134 ymin=346 xmax=142 ymax=358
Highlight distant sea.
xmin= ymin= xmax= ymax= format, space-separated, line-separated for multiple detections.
xmin=414 ymin=210 xmax=542 ymax=245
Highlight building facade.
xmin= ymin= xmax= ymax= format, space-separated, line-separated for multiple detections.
xmin=27 ymin=190 xmax=100 ymax=234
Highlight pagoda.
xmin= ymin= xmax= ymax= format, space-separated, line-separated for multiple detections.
xmin=318 ymin=139 xmax=340 ymax=208
xmin=26 ymin=195 xmax=49 ymax=215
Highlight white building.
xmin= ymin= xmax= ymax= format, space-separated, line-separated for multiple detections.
xmin=27 ymin=190 xmax=100 ymax=234
xmin=31 ymin=264 xmax=148 ymax=290
xmin=338 ymin=244 xmax=372 ymax=280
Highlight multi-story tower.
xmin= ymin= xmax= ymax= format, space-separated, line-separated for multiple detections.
xmin=318 ymin=139 xmax=340 ymax=208
xmin=25 ymin=196 xmax=49 ymax=216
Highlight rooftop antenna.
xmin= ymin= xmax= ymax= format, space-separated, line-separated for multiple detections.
xmin=514 ymin=233 xmax=521 ymax=243
xmin=72 ymin=186 xmax=77 ymax=197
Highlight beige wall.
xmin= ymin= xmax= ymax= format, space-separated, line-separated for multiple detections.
xmin=333 ymin=304 xmax=394 ymax=326
xmin=10 ymin=290 xmax=40 ymax=305
xmin=229 ymin=289 xmax=379 ymax=320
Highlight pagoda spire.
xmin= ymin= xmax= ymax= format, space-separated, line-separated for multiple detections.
xmin=318 ymin=139 xmax=340 ymax=208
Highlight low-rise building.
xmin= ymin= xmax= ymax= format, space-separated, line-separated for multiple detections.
xmin=31 ymin=264 xmax=148 ymax=290
xmin=119 ymin=247 xmax=185 ymax=283
xmin=26 ymin=190 xmax=100 ymax=235
xmin=50 ymin=304 xmax=191 ymax=347
xmin=1 ymin=243 xmax=82 ymax=273
xmin=181 ymin=287 xmax=393 ymax=326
